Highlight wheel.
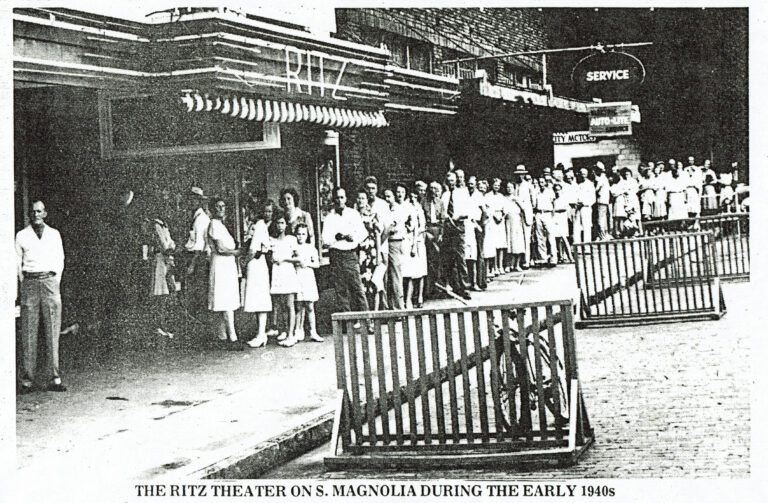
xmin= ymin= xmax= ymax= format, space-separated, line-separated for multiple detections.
xmin=494 ymin=334 xmax=569 ymax=434
xmin=495 ymin=340 xmax=527 ymax=434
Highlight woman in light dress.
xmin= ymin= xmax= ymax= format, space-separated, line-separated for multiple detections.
xmin=652 ymin=163 xmax=668 ymax=220
xmin=148 ymin=216 xmax=177 ymax=338
xmin=611 ymin=168 xmax=640 ymax=237
xmin=402 ymin=191 xmax=427 ymax=308
xmin=294 ymin=223 xmax=322 ymax=342
xmin=270 ymin=212 xmax=300 ymax=347
xmin=243 ymin=201 xmax=272 ymax=348
xmin=666 ymin=166 xmax=689 ymax=221
xmin=483 ymin=178 xmax=507 ymax=277
xmin=638 ymin=167 xmax=657 ymax=221
xmin=207 ymin=197 xmax=242 ymax=346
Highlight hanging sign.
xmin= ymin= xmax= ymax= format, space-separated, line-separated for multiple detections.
xmin=571 ymin=52 xmax=646 ymax=99
xmin=588 ymin=102 xmax=633 ymax=137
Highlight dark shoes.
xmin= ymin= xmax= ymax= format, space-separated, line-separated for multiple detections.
xmin=18 ymin=383 xmax=34 ymax=395
xmin=47 ymin=382 xmax=67 ymax=392
xmin=458 ymin=291 xmax=472 ymax=300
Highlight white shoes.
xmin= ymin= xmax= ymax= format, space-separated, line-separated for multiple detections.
xmin=277 ymin=332 xmax=288 ymax=341
xmin=295 ymin=328 xmax=305 ymax=342
xmin=266 ymin=329 xmax=279 ymax=337
xmin=279 ymin=334 xmax=298 ymax=347
xmin=248 ymin=333 xmax=267 ymax=348
xmin=309 ymin=332 xmax=324 ymax=343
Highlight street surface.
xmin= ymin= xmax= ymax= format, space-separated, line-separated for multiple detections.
xmin=265 ymin=280 xmax=751 ymax=478
xmin=14 ymin=264 xmax=749 ymax=483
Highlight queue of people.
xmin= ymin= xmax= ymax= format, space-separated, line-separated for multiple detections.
xmin=17 ymin=154 xmax=745 ymax=382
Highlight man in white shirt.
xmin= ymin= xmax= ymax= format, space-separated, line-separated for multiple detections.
xmin=466 ymin=175 xmax=487 ymax=291
xmin=440 ymin=171 xmax=472 ymax=300
xmin=16 ymin=201 xmax=66 ymax=393
xmin=423 ymin=182 xmax=444 ymax=299
xmin=533 ymin=178 xmax=558 ymax=266
xmin=574 ymin=168 xmax=596 ymax=244
xmin=512 ymin=166 xmax=535 ymax=268
xmin=322 ymin=187 xmax=370 ymax=314
xmin=594 ymin=162 xmax=611 ymax=240
xmin=184 ymin=187 xmax=211 ymax=315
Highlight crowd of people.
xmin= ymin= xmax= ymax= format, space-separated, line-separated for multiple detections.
xmin=152 ymin=155 xmax=748 ymax=347
xmin=15 ymin=155 xmax=747 ymax=391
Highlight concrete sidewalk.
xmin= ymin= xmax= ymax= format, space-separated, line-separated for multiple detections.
xmin=15 ymin=264 xmax=577 ymax=487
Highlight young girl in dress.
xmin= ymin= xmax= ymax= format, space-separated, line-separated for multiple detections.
xmin=293 ymin=224 xmax=323 ymax=342
xmin=269 ymin=212 xmax=300 ymax=347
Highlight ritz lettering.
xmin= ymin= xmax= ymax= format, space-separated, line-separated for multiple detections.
xmin=285 ymin=47 xmax=349 ymax=100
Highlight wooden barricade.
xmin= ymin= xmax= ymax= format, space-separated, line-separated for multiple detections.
xmin=573 ymin=232 xmax=726 ymax=328
xmin=324 ymin=300 xmax=594 ymax=470
xmin=643 ymin=213 xmax=749 ymax=281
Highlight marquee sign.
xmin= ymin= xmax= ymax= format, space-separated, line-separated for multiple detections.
xmin=571 ymin=52 xmax=646 ymax=99
xmin=588 ymin=102 xmax=633 ymax=137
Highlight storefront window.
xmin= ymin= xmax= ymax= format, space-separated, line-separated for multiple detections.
xmin=99 ymin=93 xmax=281 ymax=158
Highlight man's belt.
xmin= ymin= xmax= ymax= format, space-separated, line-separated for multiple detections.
xmin=23 ymin=271 xmax=55 ymax=279
xmin=535 ymin=209 xmax=553 ymax=214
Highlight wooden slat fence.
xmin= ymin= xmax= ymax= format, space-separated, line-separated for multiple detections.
xmin=325 ymin=300 xmax=594 ymax=470
xmin=573 ymin=231 xmax=726 ymax=327
xmin=643 ymin=213 xmax=749 ymax=281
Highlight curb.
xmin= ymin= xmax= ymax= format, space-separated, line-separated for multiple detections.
xmin=188 ymin=410 xmax=335 ymax=479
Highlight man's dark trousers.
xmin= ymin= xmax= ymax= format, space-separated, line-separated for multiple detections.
xmin=330 ymin=249 xmax=370 ymax=312
xmin=440 ymin=222 xmax=469 ymax=296
xmin=474 ymin=225 xmax=488 ymax=289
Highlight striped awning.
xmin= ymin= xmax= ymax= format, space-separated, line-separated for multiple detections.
xmin=180 ymin=91 xmax=388 ymax=128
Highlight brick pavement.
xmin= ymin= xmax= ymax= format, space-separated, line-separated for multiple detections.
xmin=264 ymin=281 xmax=751 ymax=478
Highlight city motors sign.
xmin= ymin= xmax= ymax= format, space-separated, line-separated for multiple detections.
xmin=571 ymin=52 xmax=645 ymax=99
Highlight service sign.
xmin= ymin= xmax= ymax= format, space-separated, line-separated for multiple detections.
xmin=588 ymin=102 xmax=633 ymax=137
xmin=571 ymin=52 xmax=646 ymax=99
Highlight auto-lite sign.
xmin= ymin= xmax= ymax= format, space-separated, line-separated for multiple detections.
xmin=571 ymin=52 xmax=646 ymax=99
xmin=588 ymin=102 xmax=633 ymax=137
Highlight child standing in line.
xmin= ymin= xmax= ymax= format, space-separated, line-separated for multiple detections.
xmin=269 ymin=212 xmax=300 ymax=347
xmin=293 ymin=224 xmax=322 ymax=342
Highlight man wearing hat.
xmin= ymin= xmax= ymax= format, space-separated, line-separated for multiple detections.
xmin=184 ymin=186 xmax=211 ymax=315
xmin=512 ymin=165 xmax=534 ymax=268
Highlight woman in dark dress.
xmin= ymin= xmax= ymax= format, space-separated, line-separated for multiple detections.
xmin=354 ymin=190 xmax=383 ymax=310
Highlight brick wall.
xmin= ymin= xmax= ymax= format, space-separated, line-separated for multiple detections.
xmin=335 ymin=8 xmax=547 ymax=79
xmin=554 ymin=137 xmax=642 ymax=173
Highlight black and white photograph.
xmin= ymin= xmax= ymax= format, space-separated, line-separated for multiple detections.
xmin=2 ymin=1 xmax=764 ymax=501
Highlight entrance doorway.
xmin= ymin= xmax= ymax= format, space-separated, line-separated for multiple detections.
xmin=571 ymin=155 xmax=618 ymax=173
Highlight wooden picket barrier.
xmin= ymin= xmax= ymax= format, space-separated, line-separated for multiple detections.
xmin=324 ymin=300 xmax=594 ymax=470
xmin=573 ymin=232 xmax=726 ymax=327
xmin=643 ymin=213 xmax=749 ymax=281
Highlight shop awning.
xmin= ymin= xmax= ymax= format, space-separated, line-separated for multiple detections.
xmin=180 ymin=91 xmax=389 ymax=128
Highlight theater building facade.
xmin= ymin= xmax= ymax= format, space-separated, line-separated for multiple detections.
xmin=14 ymin=7 xmax=604 ymax=329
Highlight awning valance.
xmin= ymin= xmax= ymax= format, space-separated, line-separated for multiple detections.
xmin=180 ymin=91 xmax=388 ymax=128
